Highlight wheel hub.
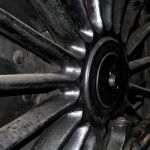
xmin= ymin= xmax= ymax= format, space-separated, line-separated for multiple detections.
xmin=84 ymin=37 xmax=129 ymax=121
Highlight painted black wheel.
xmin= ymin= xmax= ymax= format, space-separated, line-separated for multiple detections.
xmin=0 ymin=0 xmax=149 ymax=150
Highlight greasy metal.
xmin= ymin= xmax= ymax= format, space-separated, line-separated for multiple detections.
xmin=100 ymin=0 xmax=113 ymax=31
xmin=129 ymin=57 xmax=150 ymax=75
xmin=0 ymin=88 xmax=79 ymax=149
xmin=13 ymin=50 xmax=24 ymax=65
xmin=85 ymin=0 xmax=103 ymax=33
xmin=0 ymin=33 xmax=51 ymax=128
xmin=0 ymin=0 xmax=46 ymax=32
xmin=113 ymin=0 xmax=126 ymax=35
xmin=82 ymin=128 xmax=96 ymax=150
xmin=124 ymin=114 xmax=150 ymax=150
xmin=108 ymin=73 xmax=116 ymax=87
xmin=28 ymin=0 xmax=86 ymax=57
xmin=61 ymin=0 xmax=94 ymax=42
xmin=0 ymin=8 xmax=82 ymax=79
xmin=0 ymin=0 xmax=149 ymax=149
xmin=62 ymin=124 xmax=90 ymax=150
xmin=22 ymin=94 xmax=34 ymax=102
xmin=32 ymin=110 xmax=83 ymax=150
xmin=129 ymin=83 xmax=150 ymax=98
xmin=0 ymin=9 xmax=83 ymax=61
xmin=127 ymin=22 xmax=150 ymax=56
xmin=103 ymin=117 xmax=130 ymax=150
xmin=83 ymin=37 xmax=128 ymax=121
xmin=0 ymin=73 xmax=74 ymax=96
xmin=121 ymin=0 xmax=145 ymax=43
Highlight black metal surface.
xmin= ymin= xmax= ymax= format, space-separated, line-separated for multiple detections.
xmin=129 ymin=57 xmax=150 ymax=75
xmin=113 ymin=0 xmax=126 ymax=35
xmin=0 ymin=73 xmax=74 ymax=96
xmin=62 ymin=124 xmax=90 ymax=150
xmin=83 ymin=37 xmax=128 ymax=121
xmin=85 ymin=0 xmax=103 ymax=33
xmin=0 ymin=88 xmax=79 ymax=149
xmin=121 ymin=0 xmax=145 ymax=43
xmin=0 ymin=8 xmax=84 ymax=62
xmin=100 ymin=0 xmax=113 ymax=31
xmin=127 ymin=22 xmax=150 ymax=56
xmin=102 ymin=117 xmax=130 ymax=150
xmin=0 ymin=0 xmax=46 ymax=32
xmin=82 ymin=128 xmax=96 ymax=150
xmin=32 ymin=110 xmax=83 ymax=150
xmin=0 ymin=0 xmax=149 ymax=150
xmin=0 ymin=8 xmax=82 ymax=80
xmin=124 ymin=114 xmax=150 ymax=150
xmin=28 ymin=0 xmax=86 ymax=58
xmin=129 ymin=83 xmax=150 ymax=98
xmin=61 ymin=0 xmax=94 ymax=42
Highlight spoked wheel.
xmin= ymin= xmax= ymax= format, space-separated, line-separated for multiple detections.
xmin=0 ymin=0 xmax=150 ymax=150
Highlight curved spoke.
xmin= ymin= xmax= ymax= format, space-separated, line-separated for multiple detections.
xmin=85 ymin=0 xmax=103 ymax=34
xmin=121 ymin=0 xmax=145 ymax=43
xmin=100 ymin=0 xmax=113 ymax=31
xmin=32 ymin=110 xmax=83 ymax=150
xmin=82 ymin=128 xmax=96 ymax=150
xmin=62 ymin=123 xmax=90 ymax=150
xmin=0 ymin=73 xmax=75 ymax=96
xmin=0 ymin=8 xmax=84 ymax=63
xmin=113 ymin=0 xmax=126 ymax=35
xmin=129 ymin=57 xmax=150 ymax=75
xmin=127 ymin=22 xmax=150 ymax=56
xmin=129 ymin=83 xmax=150 ymax=98
xmin=0 ymin=1 xmax=148 ymax=149
xmin=0 ymin=89 xmax=80 ymax=150
xmin=29 ymin=0 xmax=86 ymax=58
xmin=61 ymin=0 xmax=94 ymax=42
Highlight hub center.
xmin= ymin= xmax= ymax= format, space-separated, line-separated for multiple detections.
xmin=83 ymin=37 xmax=129 ymax=121
xmin=108 ymin=73 xmax=116 ymax=87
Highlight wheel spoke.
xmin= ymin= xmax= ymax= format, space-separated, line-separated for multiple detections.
xmin=62 ymin=123 xmax=90 ymax=150
xmin=82 ymin=128 xmax=96 ymax=150
xmin=113 ymin=0 xmax=126 ymax=35
xmin=0 ymin=8 xmax=84 ymax=64
xmin=61 ymin=0 xmax=94 ymax=42
xmin=121 ymin=0 xmax=145 ymax=43
xmin=0 ymin=89 xmax=80 ymax=150
xmin=129 ymin=57 xmax=150 ymax=75
xmin=29 ymin=0 xmax=86 ymax=58
xmin=129 ymin=83 xmax=150 ymax=98
xmin=0 ymin=0 xmax=46 ymax=32
xmin=133 ymin=101 xmax=143 ymax=110
xmin=85 ymin=0 xmax=103 ymax=33
xmin=100 ymin=0 xmax=113 ymax=31
xmin=32 ymin=110 xmax=83 ymax=150
xmin=124 ymin=102 xmax=142 ymax=120
xmin=127 ymin=22 xmax=150 ymax=56
xmin=0 ymin=73 xmax=75 ymax=96
xmin=0 ymin=1 xmax=148 ymax=149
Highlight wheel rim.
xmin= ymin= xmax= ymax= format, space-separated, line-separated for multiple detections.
xmin=0 ymin=0 xmax=149 ymax=149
